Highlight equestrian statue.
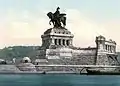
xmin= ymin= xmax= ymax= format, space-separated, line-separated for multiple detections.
xmin=47 ymin=7 xmax=66 ymax=28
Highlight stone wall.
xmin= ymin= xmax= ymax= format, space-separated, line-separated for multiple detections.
xmin=0 ymin=65 xmax=20 ymax=72
xmin=72 ymin=48 xmax=97 ymax=65
xmin=39 ymin=26 xmax=118 ymax=66
xmin=44 ymin=48 xmax=97 ymax=65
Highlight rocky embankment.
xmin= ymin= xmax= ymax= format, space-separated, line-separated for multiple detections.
xmin=0 ymin=65 xmax=20 ymax=72
xmin=0 ymin=63 xmax=87 ymax=74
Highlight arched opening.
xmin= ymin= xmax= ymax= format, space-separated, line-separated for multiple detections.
xmin=63 ymin=39 xmax=65 ymax=45
xmin=105 ymin=45 xmax=107 ymax=50
xmin=66 ymin=40 xmax=69 ymax=46
xmin=25 ymin=60 xmax=28 ymax=63
xmin=55 ymin=39 xmax=57 ymax=45
xmin=59 ymin=39 xmax=61 ymax=45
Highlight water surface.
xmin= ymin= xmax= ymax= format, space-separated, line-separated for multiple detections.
xmin=0 ymin=74 xmax=120 ymax=86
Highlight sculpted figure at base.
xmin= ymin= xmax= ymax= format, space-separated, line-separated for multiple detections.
xmin=47 ymin=7 xmax=66 ymax=28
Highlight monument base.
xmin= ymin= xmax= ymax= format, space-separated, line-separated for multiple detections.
xmin=39 ymin=47 xmax=73 ymax=59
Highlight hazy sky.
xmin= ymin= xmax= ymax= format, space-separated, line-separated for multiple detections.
xmin=1 ymin=0 xmax=120 ymax=51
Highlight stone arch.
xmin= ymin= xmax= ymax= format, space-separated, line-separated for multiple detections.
xmin=66 ymin=40 xmax=69 ymax=46
xmin=55 ymin=39 xmax=57 ymax=45
xmin=59 ymin=39 xmax=61 ymax=45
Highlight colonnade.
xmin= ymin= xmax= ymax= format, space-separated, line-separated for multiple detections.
xmin=54 ymin=39 xmax=72 ymax=46
xmin=105 ymin=44 xmax=116 ymax=53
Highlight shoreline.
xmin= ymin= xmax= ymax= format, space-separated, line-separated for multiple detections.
xmin=0 ymin=71 xmax=86 ymax=75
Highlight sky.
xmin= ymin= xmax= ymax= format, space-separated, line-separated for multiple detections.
xmin=1 ymin=0 xmax=120 ymax=51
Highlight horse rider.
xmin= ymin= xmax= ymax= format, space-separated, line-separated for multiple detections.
xmin=54 ymin=7 xmax=60 ymax=19
xmin=53 ymin=7 xmax=61 ymax=27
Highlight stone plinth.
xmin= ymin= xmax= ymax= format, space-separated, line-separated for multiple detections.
xmin=39 ymin=27 xmax=74 ymax=59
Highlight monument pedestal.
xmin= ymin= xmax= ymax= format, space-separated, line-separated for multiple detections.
xmin=39 ymin=27 xmax=74 ymax=59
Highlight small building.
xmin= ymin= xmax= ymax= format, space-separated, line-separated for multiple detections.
xmin=17 ymin=57 xmax=36 ymax=71
xmin=22 ymin=57 xmax=31 ymax=63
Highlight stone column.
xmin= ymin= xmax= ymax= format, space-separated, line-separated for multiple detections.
xmin=103 ymin=45 xmax=105 ymax=50
xmin=57 ymin=39 xmax=59 ymax=45
xmin=108 ymin=45 xmax=109 ymax=51
xmin=69 ymin=39 xmax=72 ymax=46
xmin=112 ymin=46 xmax=114 ymax=53
xmin=65 ymin=39 xmax=67 ymax=46
xmin=51 ymin=38 xmax=54 ymax=45
xmin=110 ymin=46 xmax=111 ymax=53
xmin=109 ymin=45 xmax=110 ymax=52
xmin=110 ymin=46 xmax=111 ymax=52
xmin=110 ymin=46 xmax=112 ymax=53
xmin=68 ymin=40 xmax=70 ymax=46
xmin=66 ymin=40 xmax=68 ymax=46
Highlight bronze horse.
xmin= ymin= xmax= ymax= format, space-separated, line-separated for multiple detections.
xmin=47 ymin=12 xmax=66 ymax=28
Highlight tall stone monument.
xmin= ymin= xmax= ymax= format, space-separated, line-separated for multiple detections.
xmin=37 ymin=7 xmax=119 ymax=66
xmin=39 ymin=7 xmax=74 ymax=59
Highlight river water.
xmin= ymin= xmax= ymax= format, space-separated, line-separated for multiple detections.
xmin=0 ymin=74 xmax=120 ymax=86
